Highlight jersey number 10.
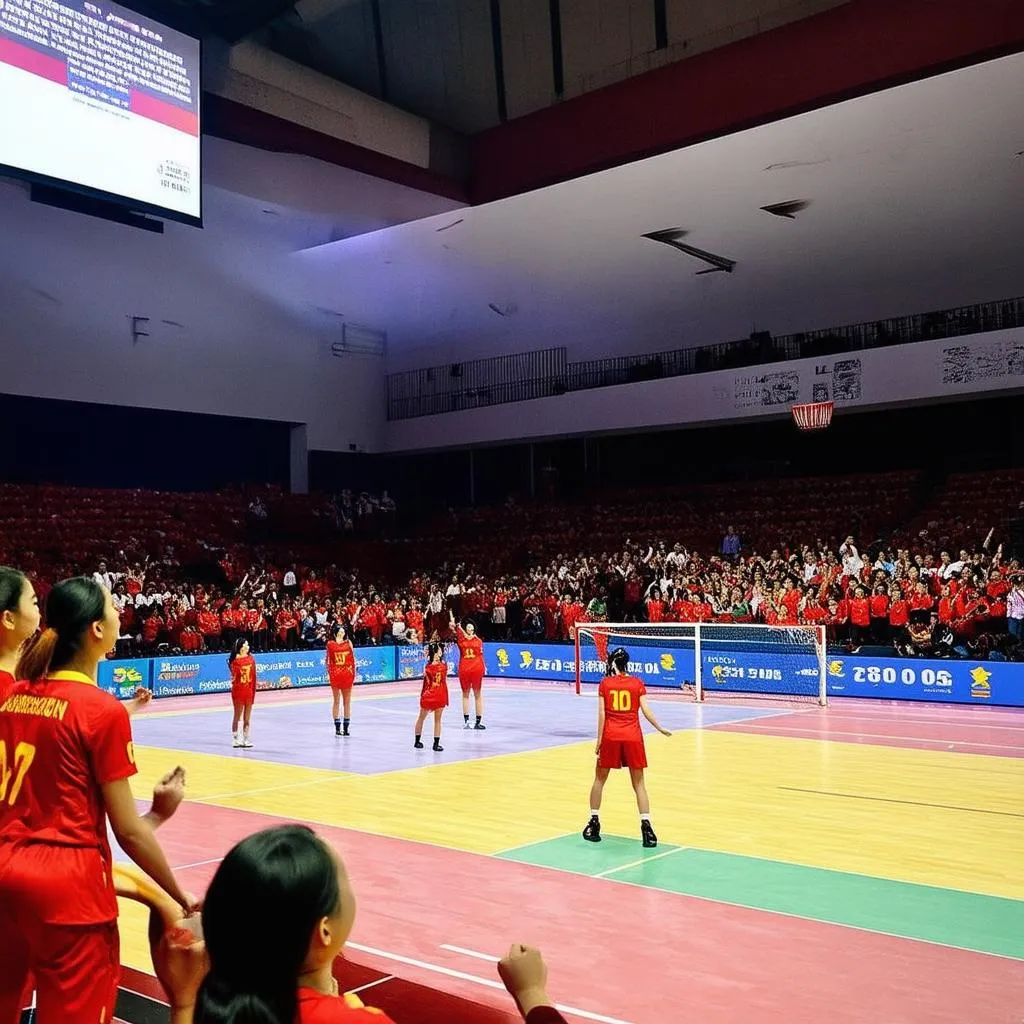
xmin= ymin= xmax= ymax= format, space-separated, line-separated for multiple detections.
xmin=610 ymin=690 xmax=632 ymax=712
xmin=0 ymin=740 xmax=36 ymax=806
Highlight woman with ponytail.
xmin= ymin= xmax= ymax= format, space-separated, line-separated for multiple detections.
xmin=195 ymin=824 xmax=395 ymax=1024
xmin=0 ymin=566 xmax=41 ymax=699
xmin=0 ymin=576 xmax=197 ymax=1024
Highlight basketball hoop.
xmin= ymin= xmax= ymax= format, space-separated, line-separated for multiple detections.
xmin=791 ymin=401 xmax=834 ymax=432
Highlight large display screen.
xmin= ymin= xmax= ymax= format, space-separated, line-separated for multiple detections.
xmin=0 ymin=0 xmax=201 ymax=223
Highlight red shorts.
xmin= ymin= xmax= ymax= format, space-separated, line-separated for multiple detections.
xmin=232 ymin=683 xmax=255 ymax=705
xmin=598 ymin=738 xmax=647 ymax=770
xmin=330 ymin=674 xmax=355 ymax=692
xmin=0 ymin=906 xmax=119 ymax=1024
xmin=420 ymin=682 xmax=449 ymax=711
xmin=458 ymin=670 xmax=484 ymax=694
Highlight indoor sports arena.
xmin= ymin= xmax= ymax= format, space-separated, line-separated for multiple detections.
xmin=1 ymin=2 xmax=1023 ymax=1022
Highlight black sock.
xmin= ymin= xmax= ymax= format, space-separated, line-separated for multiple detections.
xmin=334 ymin=719 xmax=341 ymax=729
xmin=343 ymin=719 xmax=350 ymax=732
xmin=464 ymin=714 xmax=469 ymax=723
xmin=415 ymin=734 xmax=421 ymax=744
xmin=433 ymin=737 xmax=442 ymax=750
xmin=476 ymin=715 xmax=482 ymax=725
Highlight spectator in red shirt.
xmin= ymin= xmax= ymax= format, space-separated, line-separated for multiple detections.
xmin=848 ymin=587 xmax=871 ymax=646
xmin=869 ymin=583 xmax=890 ymax=644
xmin=888 ymin=585 xmax=910 ymax=643
xmin=645 ymin=589 xmax=665 ymax=623
xmin=909 ymin=581 xmax=934 ymax=625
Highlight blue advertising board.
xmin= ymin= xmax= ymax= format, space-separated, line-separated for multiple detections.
xmin=823 ymin=654 xmax=1019 ymax=705
xmin=98 ymin=658 xmax=152 ymax=699
xmin=98 ymin=643 xmax=1024 ymax=707
xmin=485 ymin=642 xmax=687 ymax=687
xmin=149 ymin=648 xmax=396 ymax=698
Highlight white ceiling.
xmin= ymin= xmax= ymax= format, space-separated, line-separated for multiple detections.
xmin=290 ymin=51 xmax=1024 ymax=370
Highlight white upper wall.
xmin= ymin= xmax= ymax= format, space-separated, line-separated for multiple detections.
xmin=384 ymin=326 xmax=1024 ymax=451
xmin=0 ymin=180 xmax=384 ymax=453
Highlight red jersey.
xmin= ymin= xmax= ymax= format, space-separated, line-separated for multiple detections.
xmin=0 ymin=672 xmax=137 ymax=924
xmin=598 ymin=674 xmax=646 ymax=743
xmin=0 ymin=669 xmax=15 ymax=702
xmin=326 ymin=640 xmax=356 ymax=686
xmin=645 ymin=599 xmax=665 ymax=623
xmin=297 ymin=987 xmax=393 ymax=1021
xmin=910 ymin=593 xmax=934 ymax=613
xmin=230 ymin=655 xmax=256 ymax=690
xmin=849 ymin=598 xmax=871 ymax=627
xmin=420 ymin=662 xmax=449 ymax=710
xmin=889 ymin=599 xmax=909 ymax=627
xmin=455 ymin=628 xmax=484 ymax=675
xmin=869 ymin=594 xmax=889 ymax=618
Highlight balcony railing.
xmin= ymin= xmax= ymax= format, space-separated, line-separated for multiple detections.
xmin=386 ymin=296 xmax=1024 ymax=421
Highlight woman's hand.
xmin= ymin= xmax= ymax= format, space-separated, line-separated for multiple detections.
xmin=498 ymin=944 xmax=552 ymax=1019
xmin=148 ymin=904 xmax=208 ymax=1016
xmin=146 ymin=767 xmax=187 ymax=828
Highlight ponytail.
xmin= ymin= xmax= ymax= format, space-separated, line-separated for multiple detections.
xmin=15 ymin=577 xmax=107 ymax=681
xmin=16 ymin=628 xmax=58 ymax=682
xmin=195 ymin=973 xmax=291 ymax=1024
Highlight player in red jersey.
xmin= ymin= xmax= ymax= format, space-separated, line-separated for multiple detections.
xmin=0 ymin=577 xmax=195 ymax=1024
xmin=0 ymin=567 xmax=41 ymax=701
xmin=326 ymin=623 xmax=356 ymax=737
xmin=415 ymin=641 xmax=448 ymax=752
xmin=450 ymin=611 xmax=486 ymax=730
xmin=583 ymin=647 xmax=671 ymax=849
xmin=228 ymin=637 xmax=257 ymax=749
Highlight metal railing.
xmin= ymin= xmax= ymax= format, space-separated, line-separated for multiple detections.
xmin=385 ymin=296 xmax=1024 ymax=420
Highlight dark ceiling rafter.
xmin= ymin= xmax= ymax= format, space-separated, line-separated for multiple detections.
xmin=126 ymin=0 xmax=297 ymax=44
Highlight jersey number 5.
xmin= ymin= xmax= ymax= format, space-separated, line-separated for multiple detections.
xmin=0 ymin=740 xmax=37 ymax=806
xmin=610 ymin=690 xmax=632 ymax=712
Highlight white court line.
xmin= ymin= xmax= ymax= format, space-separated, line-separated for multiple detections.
xmin=720 ymin=722 xmax=1023 ymax=750
xmin=593 ymin=846 xmax=687 ymax=878
xmin=347 ymin=941 xmax=633 ymax=1024
xmin=172 ymin=855 xmax=225 ymax=871
xmin=440 ymin=944 xmax=499 ymax=962
xmin=346 ymin=975 xmax=396 ymax=996
xmin=493 ymin=833 xmax=575 ymax=857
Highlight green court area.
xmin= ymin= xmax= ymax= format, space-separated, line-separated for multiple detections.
xmin=499 ymin=835 xmax=1024 ymax=960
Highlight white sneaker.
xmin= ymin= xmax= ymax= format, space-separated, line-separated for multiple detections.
xmin=232 ymin=734 xmax=242 ymax=748
xmin=241 ymin=733 xmax=253 ymax=748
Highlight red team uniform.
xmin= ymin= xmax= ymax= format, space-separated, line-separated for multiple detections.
xmin=298 ymin=988 xmax=393 ymax=1021
xmin=230 ymin=654 xmax=257 ymax=705
xmin=454 ymin=627 xmax=485 ymax=693
xmin=0 ymin=672 xmax=137 ymax=1023
xmin=0 ymin=668 xmax=14 ymax=702
xmin=420 ymin=662 xmax=449 ymax=711
xmin=327 ymin=639 xmax=356 ymax=691
xmin=597 ymin=674 xmax=648 ymax=769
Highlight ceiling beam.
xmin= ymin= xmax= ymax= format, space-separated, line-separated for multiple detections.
xmin=212 ymin=0 xmax=299 ymax=43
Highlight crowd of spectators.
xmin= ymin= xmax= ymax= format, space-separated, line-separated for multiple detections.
xmin=5 ymin=475 xmax=1022 ymax=662
xmin=83 ymin=526 xmax=1023 ymax=663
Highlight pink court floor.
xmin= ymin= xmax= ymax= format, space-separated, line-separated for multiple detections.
xmin=120 ymin=683 xmax=1024 ymax=1023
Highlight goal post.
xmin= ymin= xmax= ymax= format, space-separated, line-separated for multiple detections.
xmin=573 ymin=621 xmax=827 ymax=705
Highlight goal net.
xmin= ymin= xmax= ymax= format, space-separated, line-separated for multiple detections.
xmin=574 ymin=621 xmax=827 ymax=705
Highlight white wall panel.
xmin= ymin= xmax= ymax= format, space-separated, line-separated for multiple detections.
xmin=385 ymin=327 xmax=1024 ymax=451
xmin=0 ymin=182 xmax=384 ymax=453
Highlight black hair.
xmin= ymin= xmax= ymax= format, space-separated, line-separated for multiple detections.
xmin=227 ymin=636 xmax=249 ymax=667
xmin=0 ymin=566 xmax=28 ymax=617
xmin=17 ymin=577 xmax=106 ymax=681
xmin=607 ymin=647 xmax=630 ymax=675
xmin=462 ymin=618 xmax=476 ymax=632
xmin=332 ymin=621 xmax=348 ymax=643
xmin=196 ymin=825 xmax=341 ymax=1024
xmin=427 ymin=641 xmax=444 ymax=663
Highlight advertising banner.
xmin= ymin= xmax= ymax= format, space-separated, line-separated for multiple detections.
xmin=98 ymin=658 xmax=152 ymax=699
xmin=484 ymin=642 xmax=687 ymax=687
xmin=824 ymin=655 xmax=1020 ymax=705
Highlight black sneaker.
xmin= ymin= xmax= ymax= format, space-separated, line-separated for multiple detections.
xmin=335 ymin=726 xmax=342 ymax=737
xmin=414 ymin=739 xmax=424 ymax=749
xmin=433 ymin=742 xmax=444 ymax=752
xmin=582 ymin=816 xmax=601 ymax=843
xmin=641 ymin=821 xmax=658 ymax=848
xmin=473 ymin=722 xmax=486 ymax=730
xmin=343 ymin=727 xmax=350 ymax=737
